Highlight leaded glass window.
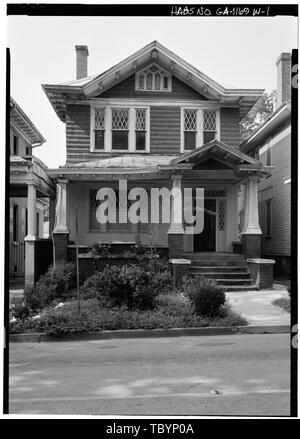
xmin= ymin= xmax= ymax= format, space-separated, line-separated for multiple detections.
xmin=203 ymin=110 xmax=217 ymax=144
xmin=135 ymin=108 xmax=147 ymax=151
xmin=184 ymin=109 xmax=197 ymax=150
xmin=94 ymin=108 xmax=105 ymax=150
xmin=112 ymin=108 xmax=129 ymax=150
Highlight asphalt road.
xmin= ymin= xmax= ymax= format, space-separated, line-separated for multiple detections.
xmin=9 ymin=334 xmax=290 ymax=416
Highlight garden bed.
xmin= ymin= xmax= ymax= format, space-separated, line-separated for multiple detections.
xmin=10 ymin=260 xmax=247 ymax=337
xmin=10 ymin=294 xmax=247 ymax=337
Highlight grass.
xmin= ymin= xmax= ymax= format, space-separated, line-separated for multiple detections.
xmin=9 ymin=290 xmax=247 ymax=337
xmin=272 ymin=297 xmax=291 ymax=313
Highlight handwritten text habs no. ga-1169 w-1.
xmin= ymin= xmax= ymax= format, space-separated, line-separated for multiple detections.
xmin=170 ymin=6 xmax=270 ymax=16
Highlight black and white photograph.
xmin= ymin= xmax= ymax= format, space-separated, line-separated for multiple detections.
xmin=3 ymin=2 xmax=298 ymax=420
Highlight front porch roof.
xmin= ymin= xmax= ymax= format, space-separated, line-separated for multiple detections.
xmin=48 ymin=140 xmax=271 ymax=181
xmin=172 ymin=139 xmax=261 ymax=166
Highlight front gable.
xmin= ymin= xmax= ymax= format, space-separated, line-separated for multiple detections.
xmin=98 ymin=70 xmax=208 ymax=100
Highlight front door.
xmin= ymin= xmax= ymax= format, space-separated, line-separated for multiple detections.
xmin=194 ymin=199 xmax=216 ymax=251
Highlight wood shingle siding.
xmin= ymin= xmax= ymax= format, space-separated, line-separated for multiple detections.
xmin=99 ymin=74 xmax=207 ymax=100
xmin=150 ymin=106 xmax=181 ymax=153
xmin=220 ymin=108 xmax=241 ymax=147
xmin=66 ymin=104 xmax=90 ymax=163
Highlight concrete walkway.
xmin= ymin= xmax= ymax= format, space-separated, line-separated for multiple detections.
xmin=226 ymin=285 xmax=290 ymax=326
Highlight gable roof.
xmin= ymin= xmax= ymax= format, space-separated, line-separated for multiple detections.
xmin=172 ymin=139 xmax=262 ymax=167
xmin=10 ymin=97 xmax=46 ymax=146
xmin=240 ymin=101 xmax=291 ymax=154
xmin=42 ymin=41 xmax=264 ymax=122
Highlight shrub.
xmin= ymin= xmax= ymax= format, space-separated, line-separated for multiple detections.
xmin=80 ymin=264 xmax=158 ymax=310
xmin=183 ymin=276 xmax=226 ymax=317
xmin=11 ymin=302 xmax=32 ymax=320
xmin=24 ymin=262 xmax=76 ymax=311
xmin=91 ymin=242 xmax=112 ymax=256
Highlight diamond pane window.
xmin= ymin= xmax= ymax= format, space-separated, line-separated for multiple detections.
xmin=184 ymin=109 xmax=197 ymax=131
xmin=218 ymin=200 xmax=225 ymax=231
xmin=112 ymin=108 xmax=129 ymax=130
xmin=94 ymin=108 xmax=105 ymax=149
xmin=184 ymin=109 xmax=197 ymax=150
xmin=94 ymin=108 xmax=105 ymax=129
xmin=203 ymin=110 xmax=216 ymax=144
xmin=203 ymin=110 xmax=216 ymax=131
xmin=135 ymin=108 xmax=147 ymax=151
xmin=135 ymin=109 xmax=147 ymax=131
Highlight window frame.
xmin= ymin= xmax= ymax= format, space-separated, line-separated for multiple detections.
xmin=135 ymin=63 xmax=172 ymax=92
xmin=90 ymin=105 xmax=150 ymax=153
xmin=180 ymin=107 xmax=220 ymax=153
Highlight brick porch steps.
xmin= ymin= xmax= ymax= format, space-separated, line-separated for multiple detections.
xmin=183 ymin=252 xmax=256 ymax=291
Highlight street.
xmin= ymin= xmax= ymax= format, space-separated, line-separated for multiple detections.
xmin=9 ymin=334 xmax=290 ymax=416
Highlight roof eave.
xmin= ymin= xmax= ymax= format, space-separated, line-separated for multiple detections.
xmin=240 ymin=102 xmax=291 ymax=153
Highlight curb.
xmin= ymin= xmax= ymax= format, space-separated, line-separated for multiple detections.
xmin=9 ymin=325 xmax=290 ymax=343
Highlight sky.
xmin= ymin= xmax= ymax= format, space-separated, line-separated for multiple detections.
xmin=7 ymin=14 xmax=298 ymax=168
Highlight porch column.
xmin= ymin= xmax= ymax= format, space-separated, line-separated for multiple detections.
xmin=241 ymin=176 xmax=262 ymax=258
xmin=53 ymin=179 xmax=69 ymax=263
xmin=25 ymin=183 xmax=36 ymax=240
xmin=49 ymin=196 xmax=56 ymax=237
xmin=239 ymin=183 xmax=246 ymax=233
xmin=24 ymin=183 xmax=37 ymax=287
xmin=168 ymin=174 xmax=185 ymax=258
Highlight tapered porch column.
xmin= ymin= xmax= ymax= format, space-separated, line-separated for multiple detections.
xmin=168 ymin=174 xmax=185 ymax=258
xmin=49 ymin=196 xmax=56 ymax=237
xmin=241 ymin=176 xmax=262 ymax=258
xmin=53 ymin=179 xmax=69 ymax=263
xmin=24 ymin=183 xmax=37 ymax=287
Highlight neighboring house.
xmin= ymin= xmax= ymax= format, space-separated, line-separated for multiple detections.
xmin=42 ymin=41 xmax=272 ymax=289
xmin=9 ymin=97 xmax=56 ymax=283
xmin=240 ymin=53 xmax=291 ymax=276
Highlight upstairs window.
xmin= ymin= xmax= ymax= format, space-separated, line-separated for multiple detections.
xmin=181 ymin=108 xmax=219 ymax=152
xmin=112 ymin=108 xmax=129 ymax=150
xmin=203 ymin=110 xmax=217 ymax=144
xmin=91 ymin=106 xmax=150 ymax=153
xmin=94 ymin=107 xmax=105 ymax=150
xmin=135 ymin=108 xmax=147 ymax=151
xmin=135 ymin=64 xmax=172 ymax=92
xmin=184 ymin=109 xmax=197 ymax=151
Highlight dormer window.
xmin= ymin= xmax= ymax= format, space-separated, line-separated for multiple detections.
xmin=135 ymin=64 xmax=172 ymax=92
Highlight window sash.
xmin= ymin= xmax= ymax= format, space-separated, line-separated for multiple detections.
xmin=92 ymin=106 xmax=149 ymax=152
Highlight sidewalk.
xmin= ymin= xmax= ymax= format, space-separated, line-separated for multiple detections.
xmin=226 ymin=285 xmax=290 ymax=326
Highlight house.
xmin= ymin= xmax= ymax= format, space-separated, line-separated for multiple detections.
xmin=240 ymin=53 xmax=291 ymax=276
xmin=42 ymin=41 xmax=273 ymax=289
xmin=9 ymin=97 xmax=56 ymax=284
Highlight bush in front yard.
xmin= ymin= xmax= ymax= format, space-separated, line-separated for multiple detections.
xmin=24 ymin=262 xmax=76 ymax=311
xmin=80 ymin=264 xmax=158 ymax=310
xmin=183 ymin=276 xmax=226 ymax=317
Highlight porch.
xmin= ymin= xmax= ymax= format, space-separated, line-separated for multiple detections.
xmin=47 ymin=140 xmax=273 ymax=289
xmin=10 ymin=155 xmax=56 ymax=286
